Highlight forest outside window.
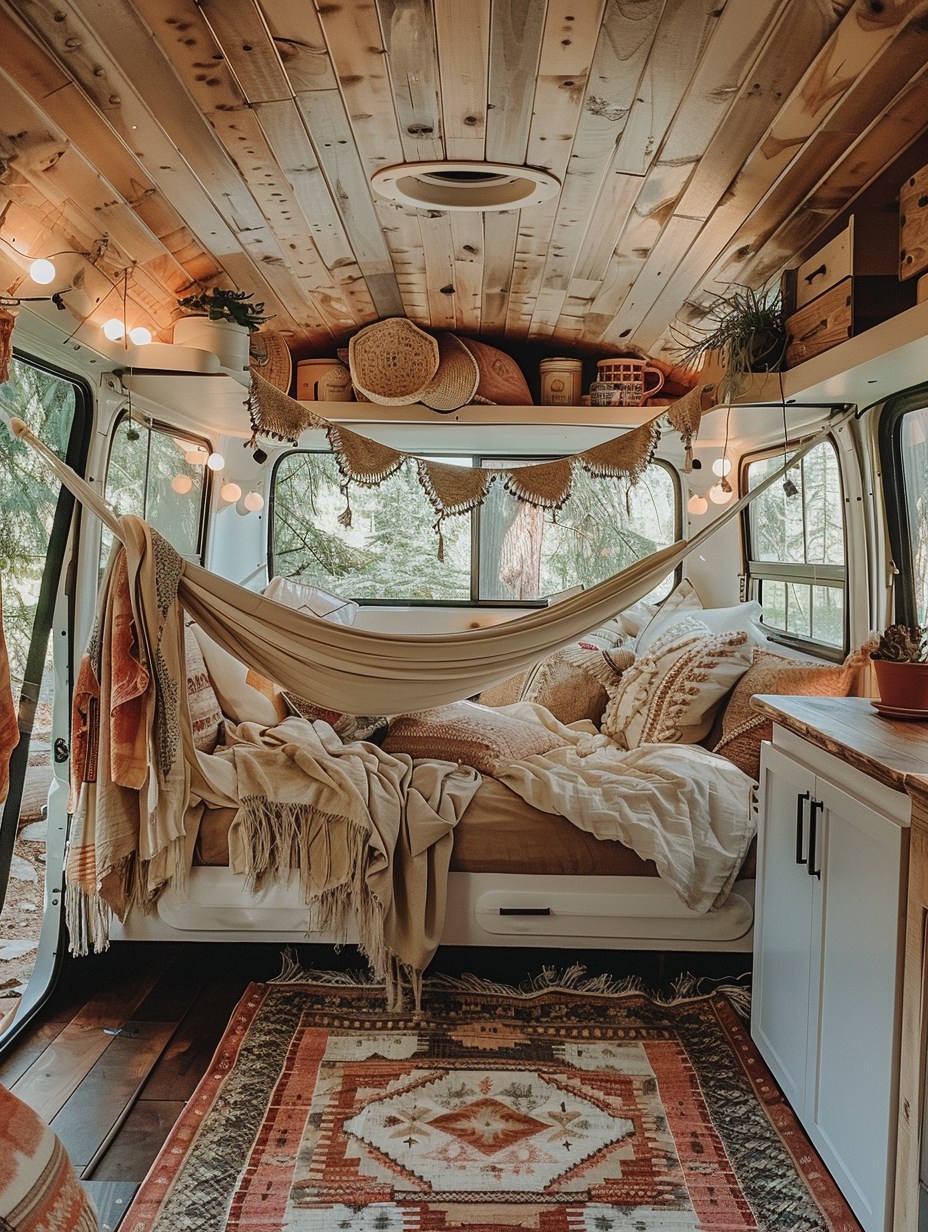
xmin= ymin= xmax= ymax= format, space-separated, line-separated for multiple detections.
xmin=742 ymin=439 xmax=846 ymax=655
xmin=881 ymin=400 xmax=928 ymax=626
xmin=270 ymin=452 xmax=679 ymax=603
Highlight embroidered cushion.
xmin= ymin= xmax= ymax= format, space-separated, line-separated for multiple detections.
xmin=185 ymin=624 xmax=223 ymax=754
xmin=282 ymin=692 xmax=388 ymax=745
xmin=713 ymin=649 xmax=861 ymax=780
xmin=0 ymin=1082 xmax=99 ymax=1231
xmin=602 ymin=617 xmax=753 ymax=749
xmin=190 ymin=624 xmax=288 ymax=728
xmin=382 ymin=701 xmax=565 ymax=775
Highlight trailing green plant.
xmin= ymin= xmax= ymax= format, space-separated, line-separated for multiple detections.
xmin=870 ymin=622 xmax=928 ymax=663
xmin=177 ymin=287 xmax=273 ymax=333
xmin=671 ymin=283 xmax=787 ymax=404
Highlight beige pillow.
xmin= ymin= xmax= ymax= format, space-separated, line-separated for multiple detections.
xmin=633 ymin=577 xmax=703 ymax=653
xmin=185 ymin=625 xmax=223 ymax=754
xmin=382 ymin=701 xmax=565 ymax=775
xmin=713 ymin=649 xmax=861 ymax=780
xmin=190 ymin=624 xmax=288 ymax=728
xmin=283 ymin=692 xmax=387 ymax=744
xmin=602 ymin=616 xmax=753 ymax=749
xmin=636 ymin=599 xmax=765 ymax=657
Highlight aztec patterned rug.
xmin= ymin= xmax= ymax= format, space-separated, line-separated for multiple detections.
xmin=123 ymin=970 xmax=861 ymax=1231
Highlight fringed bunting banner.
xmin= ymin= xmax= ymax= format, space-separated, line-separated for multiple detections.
xmin=246 ymin=370 xmax=714 ymax=553
xmin=416 ymin=460 xmax=493 ymax=561
xmin=578 ymin=422 xmax=658 ymax=480
xmin=665 ymin=382 xmax=715 ymax=472
xmin=503 ymin=457 xmax=574 ymax=510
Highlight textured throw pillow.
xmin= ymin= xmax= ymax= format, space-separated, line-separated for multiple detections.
xmin=602 ymin=617 xmax=753 ymax=749
xmin=382 ymin=701 xmax=565 ymax=775
xmin=636 ymin=598 xmax=765 ymax=657
xmin=184 ymin=624 xmax=223 ymax=754
xmin=0 ymin=1082 xmax=99 ymax=1231
xmin=283 ymin=692 xmax=388 ymax=745
xmin=713 ymin=648 xmax=862 ymax=780
xmin=632 ymin=578 xmax=703 ymax=651
xmin=190 ymin=624 xmax=288 ymax=728
xmin=263 ymin=576 xmax=359 ymax=626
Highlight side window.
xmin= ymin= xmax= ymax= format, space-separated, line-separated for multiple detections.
xmin=881 ymin=400 xmax=928 ymax=625
xmin=742 ymin=439 xmax=846 ymax=654
xmin=270 ymin=452 xmax=679 ymax=603
xmin=104 ymin=413 xmax=209 ymax=561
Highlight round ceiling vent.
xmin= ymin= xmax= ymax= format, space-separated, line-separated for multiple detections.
xmin=371 ymin=161 xmax=560 ymax=211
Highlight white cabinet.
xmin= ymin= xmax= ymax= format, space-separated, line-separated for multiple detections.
xmin=753 ymin=735 xmax=910 ymax=1232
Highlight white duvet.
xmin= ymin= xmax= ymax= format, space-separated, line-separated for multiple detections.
xmin=492 ymin=703 xmax=756 ymax=914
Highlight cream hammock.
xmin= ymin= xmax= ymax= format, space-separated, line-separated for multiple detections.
xmin=5 ymin=409 xmax=852 ymax=715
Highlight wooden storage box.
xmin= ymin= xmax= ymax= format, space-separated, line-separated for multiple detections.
xmin=784 ymin=214 xmax=916 ymax=367
xmin=900 ymin=162 xmax=928 ymax=280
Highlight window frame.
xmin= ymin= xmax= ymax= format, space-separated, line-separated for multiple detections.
xmin=877 ymin=383 xmax=928 ymax=627
xmin=104 ymin=410 xmax=212 ymax=563
xmin=740 ymin=435 xmax=848 ymax=661
xmin=268 ymin=449 xmax=681 ymax=605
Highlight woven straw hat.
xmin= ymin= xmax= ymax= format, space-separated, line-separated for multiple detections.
xmin=348 ymin=318 xmax=440 ymax=405
xmin=420 ymin=332 xmax=479 ymax=412
xmin=249 ymin=331 xmax=293 ymax=393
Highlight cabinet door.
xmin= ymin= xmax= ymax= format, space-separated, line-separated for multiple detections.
xmin=752 ymin=744 xmax=818 ymax=1112
xmin=809 ymin=779 xmax=904 ymax=1232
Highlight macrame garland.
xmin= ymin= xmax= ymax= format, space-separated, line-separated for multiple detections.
xmin=248 ymin=370 xmax=324 ymax=445
xmin=503 ymin=457 xmax=574 ymax=511
xmin=578 ymin=421 xmax=658 ymax=481
xmin=417 ymin=459 xmax=493 ymax=561
xmin=664 ymin=382 xmax=715 ymax=473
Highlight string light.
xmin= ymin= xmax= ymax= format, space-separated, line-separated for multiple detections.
xmin=29 ymin=258 xmax=56 ymax=285
xmin=103 ymin=317 xmax=125 ymax=341
xmin=220 ymin=481 xmax=242 ymax=502
xmin=687 ymin=493 xmax=709 ymax=516
xmin=206 ymin=451 xmax=225 ymax=471
xmin=708 ymin=479 xmax=733 ymax=504
xmin=711 ymin=456 xmax=732 ymax=477
xmin=243 ymin=490 xmax=264 ymax=511
xmin=171 ymin=474 xmax=194 ymax=494
xmin=185 ymin=448 xmax=207 ymax=466
xmin=129 ymin=325 xmax=152 ymax=345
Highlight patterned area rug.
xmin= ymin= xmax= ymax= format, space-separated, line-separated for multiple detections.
xmin=124 ymin=973 xmax=861 ymax=1231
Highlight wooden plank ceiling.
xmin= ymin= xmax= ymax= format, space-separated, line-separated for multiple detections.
xmin=0 ymin=0 xmax=926 ymax=369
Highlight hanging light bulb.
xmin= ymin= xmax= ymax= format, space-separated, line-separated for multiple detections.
xmin=185 ymin=448 xmax=207 ymax=466
xmin=206 ymin=451 xmax=225 ymax=471
xmin=220 ymin=481 xmax=242 ymax=503
xmin=711 ymin=455 xmax=732 ymax=477
xmin=29 ymin=258 xmax=57 ymax=285
xmin=129 ymin=325 xmax=152 ymax=345
xmin=171 ymin=474 xmax=194 ymax=494
xmin=687 ymin=493 xmax=709 ymax=516
xmin=103 ymin=317 xmax=126 ymax=341
xmin=708 ymin=480 xmax=734 ymax=505
xmin=243 ymin=490 xmax=265 ymax=512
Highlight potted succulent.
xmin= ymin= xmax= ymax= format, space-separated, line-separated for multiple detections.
xmin=870 ymin=622 xmax=928 ymax=712
xmin=174 ymin=288 xmax=274 ymax=372
xmin=672 ymin=283 xmax=787 ymax=404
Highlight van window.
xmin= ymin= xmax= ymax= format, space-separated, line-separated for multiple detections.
xmin=742 ymin=439 xmax=846 ymax=653
xmin=270 ymin=452 xmax=678 ymax=603
xmin=882 ymin=401 xmax=928 ymax=626
xmin=104 ymin=414 xmax=209 ymax=561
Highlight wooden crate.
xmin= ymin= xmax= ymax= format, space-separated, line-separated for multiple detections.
xmin=900 ymin=163 xmax=928 ymax=281
xmin=785 ymin=274 xmax=916 ymax=367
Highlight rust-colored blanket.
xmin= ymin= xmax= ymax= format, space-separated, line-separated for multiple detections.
xmin=0 ymin=573 xmax=19 ymax=803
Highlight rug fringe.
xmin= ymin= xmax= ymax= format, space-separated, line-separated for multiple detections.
xmin=269 ymin=949 xmax=751 ymax=1015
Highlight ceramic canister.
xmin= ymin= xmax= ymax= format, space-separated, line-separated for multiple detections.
xmin=296 ymin=358 xmax=354 ymax=401
xmin=539 ymin=357 xmax=583 ymax=406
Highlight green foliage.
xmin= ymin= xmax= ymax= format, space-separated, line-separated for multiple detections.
xmin=673 ymin=284 xmax=787 ymax=404
xmin=177 ymin=287 xmax=273 ymax=333
xmin=871 ymin=623 xmax=928 ymax=663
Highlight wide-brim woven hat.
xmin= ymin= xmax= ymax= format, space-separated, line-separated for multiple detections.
xmin=419 ymin=332 xmax=480 ymax=412
xmin=348 ymin=317 xmax=440 ymax=405
xmin=248 ymin=331 xmax=293 ymax=393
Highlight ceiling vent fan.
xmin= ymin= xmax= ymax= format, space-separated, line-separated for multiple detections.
xmin=371 ymin=162 xmax=560 ymax=211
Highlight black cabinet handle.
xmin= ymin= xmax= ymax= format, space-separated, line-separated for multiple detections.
xmin=807 ymin=798 xmax=823 ymax=879
xmin=795 ymin=790 xmax=810 ymax=864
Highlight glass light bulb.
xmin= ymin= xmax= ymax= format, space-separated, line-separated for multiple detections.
xmin=103 ymin=317 xmax=126 ymax=341
xmin=708 ymin=481 xmax=734 ymax=505
xmin=220 ymin=481 xmax=242 ymax=503
xmin=243 ymin=490 xmax=264 ymax=511
xmin=29 ymin=258 xmax=56 ymax=285
xmin=711 ymin=456 xmax=732 ymax=477
xmin=185 ymin=449 xmax=207 ymax=465
xmin=206 ymin=451 xmax=224 ymax=471
xmin=129 ymin=325 xmax=152 ymax=345
xmin=687 ymin=493 xmax=709 ymax=516
xmin=171 ymin=473 xmax=194 ymax=494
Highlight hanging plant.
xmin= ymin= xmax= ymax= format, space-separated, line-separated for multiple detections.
xmin=177 ymin=287 xmax=273 ymax=333
xmin=671 ymin=284 xmax=787 ymax=404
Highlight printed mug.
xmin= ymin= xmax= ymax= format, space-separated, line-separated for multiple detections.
xmin=593 ymin=358 xmax=665 ymax=406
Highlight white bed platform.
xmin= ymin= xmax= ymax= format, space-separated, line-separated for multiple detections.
xmin=110 ymin=869 xmax=755 ymax=952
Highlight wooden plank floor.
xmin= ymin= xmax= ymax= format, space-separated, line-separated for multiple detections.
xmin=0 ymin=941 xmax=751 ymax=1230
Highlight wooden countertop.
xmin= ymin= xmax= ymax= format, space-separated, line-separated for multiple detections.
xmin=752 ymin=695 xmax=928 ymax=797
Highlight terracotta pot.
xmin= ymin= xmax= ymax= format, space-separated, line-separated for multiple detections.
xmin=872 ymin=658 xmax=928 ymax=710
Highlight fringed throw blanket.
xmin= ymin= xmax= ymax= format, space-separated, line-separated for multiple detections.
xmin=66 ymin=516 xmax=481 ymax=1008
